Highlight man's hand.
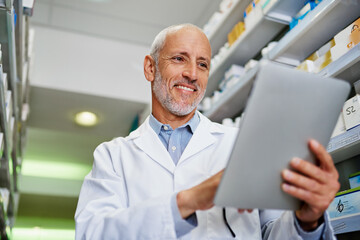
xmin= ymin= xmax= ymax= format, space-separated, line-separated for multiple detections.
xmin=177 ymin=170 xmax=223 ymax=219
xmin=281 ymin=139 xmax=340 ymax=231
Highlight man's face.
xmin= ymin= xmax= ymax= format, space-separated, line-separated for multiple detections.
xmin=152 ymin=28 xmax=211 ymax=116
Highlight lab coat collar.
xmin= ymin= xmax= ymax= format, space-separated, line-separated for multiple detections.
xmin=128 ymin=111 xmax=224 ymax=173
xmin=130 ymin=117 xmax=175 ymax=173
xmin=179 ymin=112 xmax=223 ymax=164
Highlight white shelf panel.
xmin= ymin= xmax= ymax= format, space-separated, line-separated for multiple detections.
xmin=264 ymin=0 xmax=307 ymax=23
xmin=268 ymin=0 xmax=360 ymax=62
xmin=320 ymin=44 xmax=360 ymax=84
xmin=207 ymin=0 xmax=252 ymax=57
xmin=206 ymin=16 xmax=284 ymax=97
xmin=203 ymin=65 xmax=258 ymax=122
xmin=327 ymin=125 xmax=360 ymax=164
xmin=331 ymin=212 xmax=360 ymax=234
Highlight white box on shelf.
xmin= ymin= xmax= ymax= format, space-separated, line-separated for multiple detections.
xmin=244 ymin=2 xmax=263 ymax=31
xmin=329 ymin=187 xmax=360 ymax=234
xmin=224 ymin=64 xmax=244 ymax=80
xmin=328 ymin=187 xmax=360 ymax=219
xmin=331 ymin=18 xmax=360 ymax=61
xmin=342 ymin=95 xmax=360 ymax=130
xmin=296 ymin=60 xmax=316 ymax=73
xmin=331 ymin=113 xmax=346 ymax=138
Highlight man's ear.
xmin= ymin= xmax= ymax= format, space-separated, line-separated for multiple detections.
xmin=144 ymin=55 xmax=156 ymax=82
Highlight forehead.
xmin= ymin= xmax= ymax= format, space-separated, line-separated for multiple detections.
xmin=161 ymin=28 xmax=211 ymax=59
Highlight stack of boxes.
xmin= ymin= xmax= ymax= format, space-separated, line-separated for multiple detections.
xmin=297 ymin=17 xmax=360 ymax=74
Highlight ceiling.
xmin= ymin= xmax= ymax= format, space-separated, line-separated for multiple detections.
xmin=15 ymin=0 xmax=222 ymax=232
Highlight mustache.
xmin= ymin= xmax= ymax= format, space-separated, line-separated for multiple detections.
xmin=171 ymin=79 xmax=200 ymax=91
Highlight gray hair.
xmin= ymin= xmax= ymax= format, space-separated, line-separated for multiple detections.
xmin=149 ymin=23 xmax=205 ymax=65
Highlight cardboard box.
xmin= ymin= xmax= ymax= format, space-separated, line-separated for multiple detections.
xmin=328 ymin=186 xmax=360 ymax=219
xmin=342 ymin=95 xmax=360 ymax=130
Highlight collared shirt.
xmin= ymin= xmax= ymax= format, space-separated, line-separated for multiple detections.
xmin=149 ymin=112 xmax=200 ymax=165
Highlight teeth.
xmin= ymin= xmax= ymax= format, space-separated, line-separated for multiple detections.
xmin=175 ymin=85 xmax=195 ymax=92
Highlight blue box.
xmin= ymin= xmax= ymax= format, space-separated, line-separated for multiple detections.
xmin=349 ymin=172 xmax=360 ymax=189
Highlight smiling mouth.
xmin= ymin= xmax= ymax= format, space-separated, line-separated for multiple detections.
xmin=175 ymin=85 xmax=196 ymax=92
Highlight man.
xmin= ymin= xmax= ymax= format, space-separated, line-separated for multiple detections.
xmin=75 ymin=24 xmax=340 ymax=239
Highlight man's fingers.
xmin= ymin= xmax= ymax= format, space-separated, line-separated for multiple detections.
xmin=308 ymin=139 xmax=336 ymax=173
xmin=289 ymin=158 xmax=327 ymax=184
xmin=282 ymin=169 xmax=323 ymax=194
xmin=282 ymin=183 xmax=331 ymax=212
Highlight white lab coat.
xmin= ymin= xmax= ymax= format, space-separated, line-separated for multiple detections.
xmin=75 ymin=112 xmax=335 ymax=240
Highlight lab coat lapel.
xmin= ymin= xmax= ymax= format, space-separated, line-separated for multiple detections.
xmin=132 ymin=119 xmax=175 ymax=174
xmin=179 ymin=113 xmax=223 ymax=163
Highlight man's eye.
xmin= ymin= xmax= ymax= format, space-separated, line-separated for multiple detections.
xmin=199 ymin=62 xmax=208 ymax=69
xmin=173 ymin=56 xmax=183 ymax=61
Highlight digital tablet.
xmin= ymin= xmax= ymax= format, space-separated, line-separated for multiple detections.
xmin=214 ymin=60 xmax=351 ymax=210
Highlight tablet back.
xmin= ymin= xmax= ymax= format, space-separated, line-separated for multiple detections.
xmin=214 ymin=61 xmax=350 ymax=210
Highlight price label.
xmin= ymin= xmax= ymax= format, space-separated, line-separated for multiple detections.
xmin=343 ymin=95 xmax=360 ymax=130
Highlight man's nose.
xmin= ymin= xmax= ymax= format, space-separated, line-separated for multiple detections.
xmin=182 ymin=62 xmax=198 ymax=81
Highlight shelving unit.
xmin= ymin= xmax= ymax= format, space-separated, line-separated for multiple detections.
xmin=205 ymin=0 xmax=322 ymax=98
xmin=0 ymin=0 xmax=33 ymax=236
xmin=268 ymin=0 xmax=360 ymax=64
xmin=327 ymin=125 xmax=360 ymax=164
xmin=207 ymin=0 xmax=252 ymax=57
xmin=206 ymin=15 xmax=284 ymax=97
xmin=204 ymin=64 xmax=258 ymax=122
xmin=320 ymin=44 xmax=360 ymax=84
xmin=202 ymin=0 xmax=360 ymax=236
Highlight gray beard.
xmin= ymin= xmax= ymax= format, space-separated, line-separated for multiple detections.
xmin=152 ymin=70 xmax=205 ymax=116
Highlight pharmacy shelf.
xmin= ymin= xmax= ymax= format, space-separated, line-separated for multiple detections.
xmin=268 ymin=0 xmax=360 ymax=64
xmin=0 ymin=5 xmax=19 ymax=121
xmin=203 ymin=64 xmax=258 ymax=122
xmin=263 ymin=0 xmax=307 ymax=24
xmin=0 ymin=68 xmax=12 ymax=189
xmin=206 ymin=16 xmax=284 ymax=97
xmin=319 ymin=44 xmax=360 ymax=84
xmin=327 ymin=125 xmax=360 ymax=164
xmin=331 ymin=212 xmax=360 ymax=235
xmin=207 ymin=0 xmax=252 ymax=57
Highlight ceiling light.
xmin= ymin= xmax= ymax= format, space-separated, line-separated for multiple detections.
xmin=74 ymin=111 xmax=98 ymax=127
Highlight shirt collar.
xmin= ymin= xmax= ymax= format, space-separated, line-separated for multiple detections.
xmin=149 ymin=112 xmax=200 ymax=134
